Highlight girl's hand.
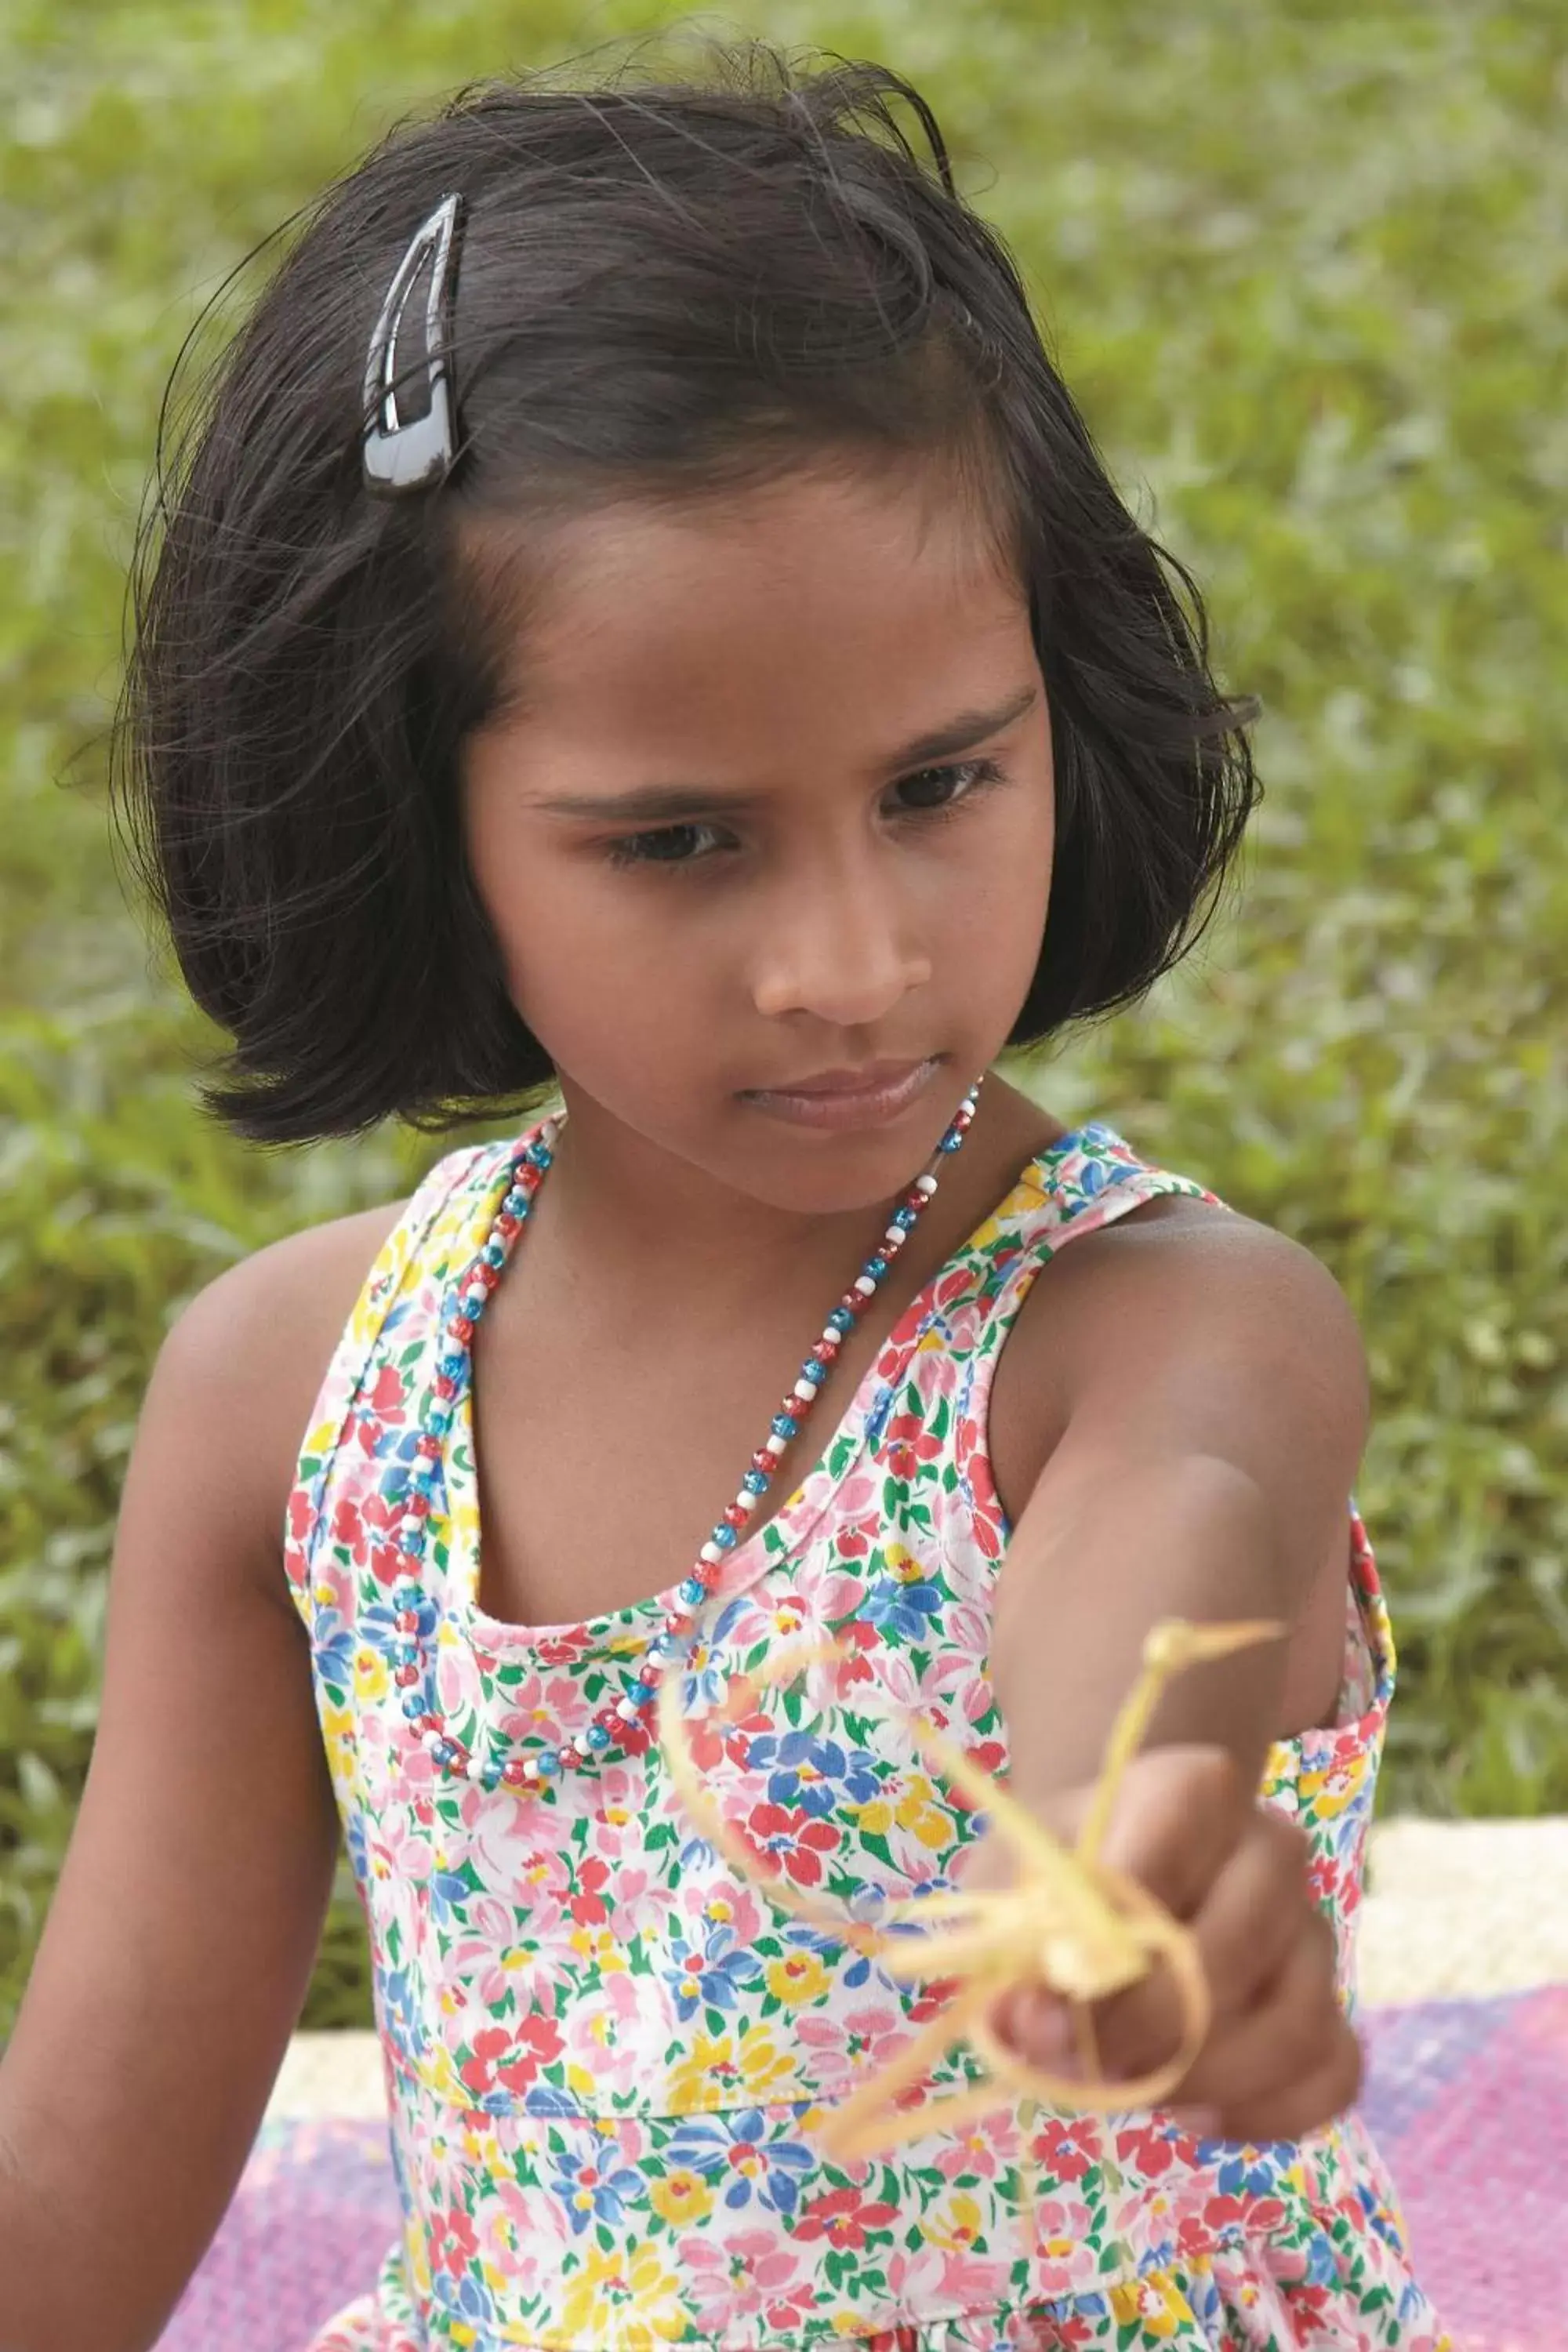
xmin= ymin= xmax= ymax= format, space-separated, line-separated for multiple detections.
xmin=958 ymin=1742 xmax=1363 ymax=2145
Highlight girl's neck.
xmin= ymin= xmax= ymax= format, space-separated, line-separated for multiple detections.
xmin=527 ymin=1073 xmax=1067 ymax=1333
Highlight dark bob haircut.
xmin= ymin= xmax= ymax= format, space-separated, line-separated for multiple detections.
xmin=110 ymin=32 xmax=1261 ymax=1150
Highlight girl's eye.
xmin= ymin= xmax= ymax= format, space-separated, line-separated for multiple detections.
xmin=601 ymin=757 xmax=1007 ymax=872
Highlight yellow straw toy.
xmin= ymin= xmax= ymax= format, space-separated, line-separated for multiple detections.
xmin=656 ymin=1613 xmax=1284 ymax=2238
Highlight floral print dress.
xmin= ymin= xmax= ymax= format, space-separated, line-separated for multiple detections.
xmin=282 ymin=1116 xmax=1448 ymax=2351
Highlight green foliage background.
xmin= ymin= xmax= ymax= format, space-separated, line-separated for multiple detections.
xmin=2 ymin=0 xmax=1563 ymax=2036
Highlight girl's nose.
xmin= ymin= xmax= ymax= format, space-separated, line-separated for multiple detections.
xmin=749 ymin=860 xmax=933 ymax=1026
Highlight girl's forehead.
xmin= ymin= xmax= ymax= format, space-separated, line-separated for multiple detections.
xmin=464 ymin=463 xmax=1028 ymax=739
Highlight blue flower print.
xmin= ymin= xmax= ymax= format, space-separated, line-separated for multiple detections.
xmin=550 ymin=2147 xmax=644 ymax=2236
xmin=428 ymin=1865 xmax=475 ymax=1930
xmin=663 ymin=1926 xmax=757 ymax=2020
xmin=743 ymin=1729 xmax=881 ymax=1817
xmin=313 ymin=1606 xmax=356 ymax=1694
xmin=863 ymin=1573 xmax=942 ymax=1642
xmin=666 ymin=2110 xmax=815 ymax=2216
xmin=1217 ymin=2143 xmax=1290 ymax=2197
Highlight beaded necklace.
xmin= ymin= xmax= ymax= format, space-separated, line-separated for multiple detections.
xmin=387 ymin=1071 xmax=986 ymax=1795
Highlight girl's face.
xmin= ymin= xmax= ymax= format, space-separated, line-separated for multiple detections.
xmin=459 ymin=458 xmax=1055 ymax=1216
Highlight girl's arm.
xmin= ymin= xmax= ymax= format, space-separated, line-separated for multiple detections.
xmin=973 ymin=1209 xmax=1370 ymax=2140
xmin=0 ymin=1252 xmax=343 ymax=2352
xmin=991 ymin=1207 xmax=1370 ymax=1802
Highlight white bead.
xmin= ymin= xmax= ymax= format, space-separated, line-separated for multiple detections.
xmin=854 ymin=1274 xmax=877 ymax=1298
xmin=399 ymin=1515 xmax=423 ymax=1541
xmin=573 ymin=1733 xmax=594 ymax=1756
xmin=540 ymin=1118 xmax=559 ymax=1146
xmin=699 ymin=1541 xmax=723 ymax=1565
xmin=821 ymin=1323 xmax=842 ymax=1343
xmin=617 ymin=1697 xmax=640 ymax=1721
xmin=883 ymin=1225 xmax=906 ymax=1246
xmin=466 ymin=1755 xmax=486 ymax=1780
xmin=916 ymin=1174 xmax=938 ymax=1195
xmin=422 ymin=1730 xmax=445 ymax=1756
xmin=792 ymin=1377 xmax=818 ymax=1402
xmin=732 ymin=1490 xmax=758 ymax=1515
xmin=765 ymin=1432 xmax=789 ymax=1456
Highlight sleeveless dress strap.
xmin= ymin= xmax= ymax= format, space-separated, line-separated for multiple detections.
xmin=281 ymin=1137 xmax=508 ymax=1637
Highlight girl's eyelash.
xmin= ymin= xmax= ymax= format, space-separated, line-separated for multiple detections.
xmin=601 ymin=757 xmax=1009 ymax=872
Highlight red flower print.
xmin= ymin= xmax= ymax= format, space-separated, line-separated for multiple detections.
xmin=495 ymin=2011 xmax=564 ymax=2092
xmin=365 ymin=1363 xmax=409 ymax=1422
xmin=793 ymin=2185 xmax=899 ymax=2249
xmin=458 ymin=2024 xmax=514 ymax=2096
xmin=287 ymin=1486 xmax=314 ymax=1545
xmin=1116 ymin=2120 xmax=1182 ymax=2176
xmin=688 ymin=1705 xmax=771 ymax=1773
xmin=535 ymin=1632 xmax=592 ymax=1668
xmin=430 ymin=2199 xmax=477 ymax=2277
xmin=884 ymin=1411 xmax=942 ymax=1483
xmin=1028 ymin=2114 xmax=1101 ymax=2183
xmin=331 ymin=1496 xmax=367 ymax=1564
xmin=746 ymin=1802 xmax=839 ymax=1885
xmin=568 ymin=1856 xmax=612 ymax=1926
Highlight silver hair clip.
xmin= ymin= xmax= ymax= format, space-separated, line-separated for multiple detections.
xmin=361 ymin=191 xmax=465 ymax=496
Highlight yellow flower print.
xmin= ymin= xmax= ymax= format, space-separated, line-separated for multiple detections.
xmin=557 ymin=2240 xmax=688 ymax=2350
xmin=648 ymin=2167 xmax=715 ymax=2228
xmin=666 ymin=2030 xmax=734 ymax=2112
xmin=884 ymin=1541 xmax=925 ymax=1585
xmin=1301 ymin=1752 xmax=1367 ymax=1819
xmin=570 ymin=1925 xmax=629 ymax=1973
xmin=354 ymin=1644 xmax=390 ymax=1705
xmin=1109 ymin=2270 xmax=1198 ymax=2337
xmin=765 ymin=1949 xmax=831 ymax=2005
xmin=895 ymin=1771 xmax=952 ymax=1851
xmin=926 ymin=2189 xmax=984 ymax=2251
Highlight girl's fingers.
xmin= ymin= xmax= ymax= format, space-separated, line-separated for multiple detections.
xmin=1186 ymin=2011 xmax=1365 ymax=2147
xmin=1163 ymin=1907 xmax=1357 ymax=2127
xmin=999 ymin=1804 xmax=1310 ymax=2084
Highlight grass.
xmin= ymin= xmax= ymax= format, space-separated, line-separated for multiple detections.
xmin=1 ymin=0 xmax=1563 ymax=2034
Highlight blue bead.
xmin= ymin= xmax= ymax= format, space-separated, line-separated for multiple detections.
xmin=393 ymin=1581 xmax=421 ymax=1607
xmin=797 ymin=1359 xmax=826 ymax=1384
xmin=586 ymin=1723 xmax=612 ymax=1749
xmin=892 ymin=1207 xmax=917 ymax=1229
xmin=536 ymin=1751 xmax=560 ymax=1777
xmin=440 ymin=1352 xmax=466 ymax=1380
xmin=483 ymin=1241 xmax=506 ymax=1269
xmin=427 ymin=1403 xmax=452 ymax=1434
xmin=710 ymin=1524 xmax=738 ymax=1552
xmin=395 ymin=1643 xmax=419 ymax=1667
xmin=479 ymin=1766 xmax=502 ymax=1791
xmin=865 ymin=1256 xmax=888 ymax=1280
xmin=742 ymin=1471 xmax=769 ymax=1494
xmin=401 ymin=1692 xmax=424 ymax=1719
xmin=939 ymin=1131 xmax=963 ymax=1152
xmin=771 ymin=1414 xmax=799 ymax=1439
xmin=630 ymin=1681 xmax=655 ymax=1704
xmin=434 ymin=1741 xmax=456 ymax=1767
xmin=828 ymin=1308 xmax=855 ymax=1334
xmin=677 ymin=1577 xmax=706 ymax=1607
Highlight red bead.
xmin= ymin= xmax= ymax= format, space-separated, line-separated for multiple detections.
xmin=811 ymin=1339 xmax=839 ymax=1363
xmin=416 ymin=1435 xmax=442 ymax=1460
xmin=638 ymin=1655 xmax=663 ymax=1682
xmin=838 ymin=1292 xmax=863 ymax=1314
xmin=448 ymin=1316 xmax=475 ymax=1345
xmin=495 ymin=1214 xmax=520 ymax=1241
xmin=557 ymin=1745 xmax=577 ymax=1769
xmin=722 ymin=1503 xmax=748 ymax=1529
xmin=750 ymin=1450 xmax=776 ymax=1473
xmin=394 ymin=1664 xmax=419 ymax=1687
xmin=434 ymin=1375 xmax=458 ymax=1400
xmin=698 ymin=1561 xmax=722 ymax=1588
xmin=501 ymin=1758 xmax=532 ymax=1787
xmin=419 ymin=1713 xmax=442 ymax=1733
xmin=395 ymin=1610 xmax=419 ymax=1632
xmin=904 ymin=1190 xmax=927 ymax=1211
xmin=408 ymin=1492 xmax=431 ymax=1519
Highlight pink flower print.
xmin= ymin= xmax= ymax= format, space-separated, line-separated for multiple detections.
xmin=886 ymin=2241 xmax=998 ymax=2312
xmin=366 ymin=1816 xmax=428 ymax=1889
xmin=832 ymin=1512 xmax=883 ymax=1563
xmin=509 ymin=1844 xmax=572 ymax=1938
xmin=679 ymin=1875 xmax=764 ymax=1947
xmin=1027 ymin=2192 xmax=1095 ymax=2296
xmin=796 ymin=2000 xmax=909 ymax=2092
xmin=477 ymin=2177 xmax=546 ymax=2282
xmin=929 ymin=2104 xmax=1019 ymax=2184
xmin=565 ymin=1972 xmax=643 ymax=2094
xmin=495 ymin=1669 xmax=581 ymax=1746
xmin=683 ymin=2230 xmax=808 ymax=2335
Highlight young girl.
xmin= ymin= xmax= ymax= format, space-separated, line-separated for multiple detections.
xmin=0 ymin=39 xmax=1447 ymax=2352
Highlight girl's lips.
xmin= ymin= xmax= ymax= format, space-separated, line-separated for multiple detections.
xmin=738 ymin=1057 xmax=941 ymax=1131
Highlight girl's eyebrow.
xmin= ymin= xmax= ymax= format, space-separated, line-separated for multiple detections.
xmin=534 ymin=682 xmax=1040 ymax=823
